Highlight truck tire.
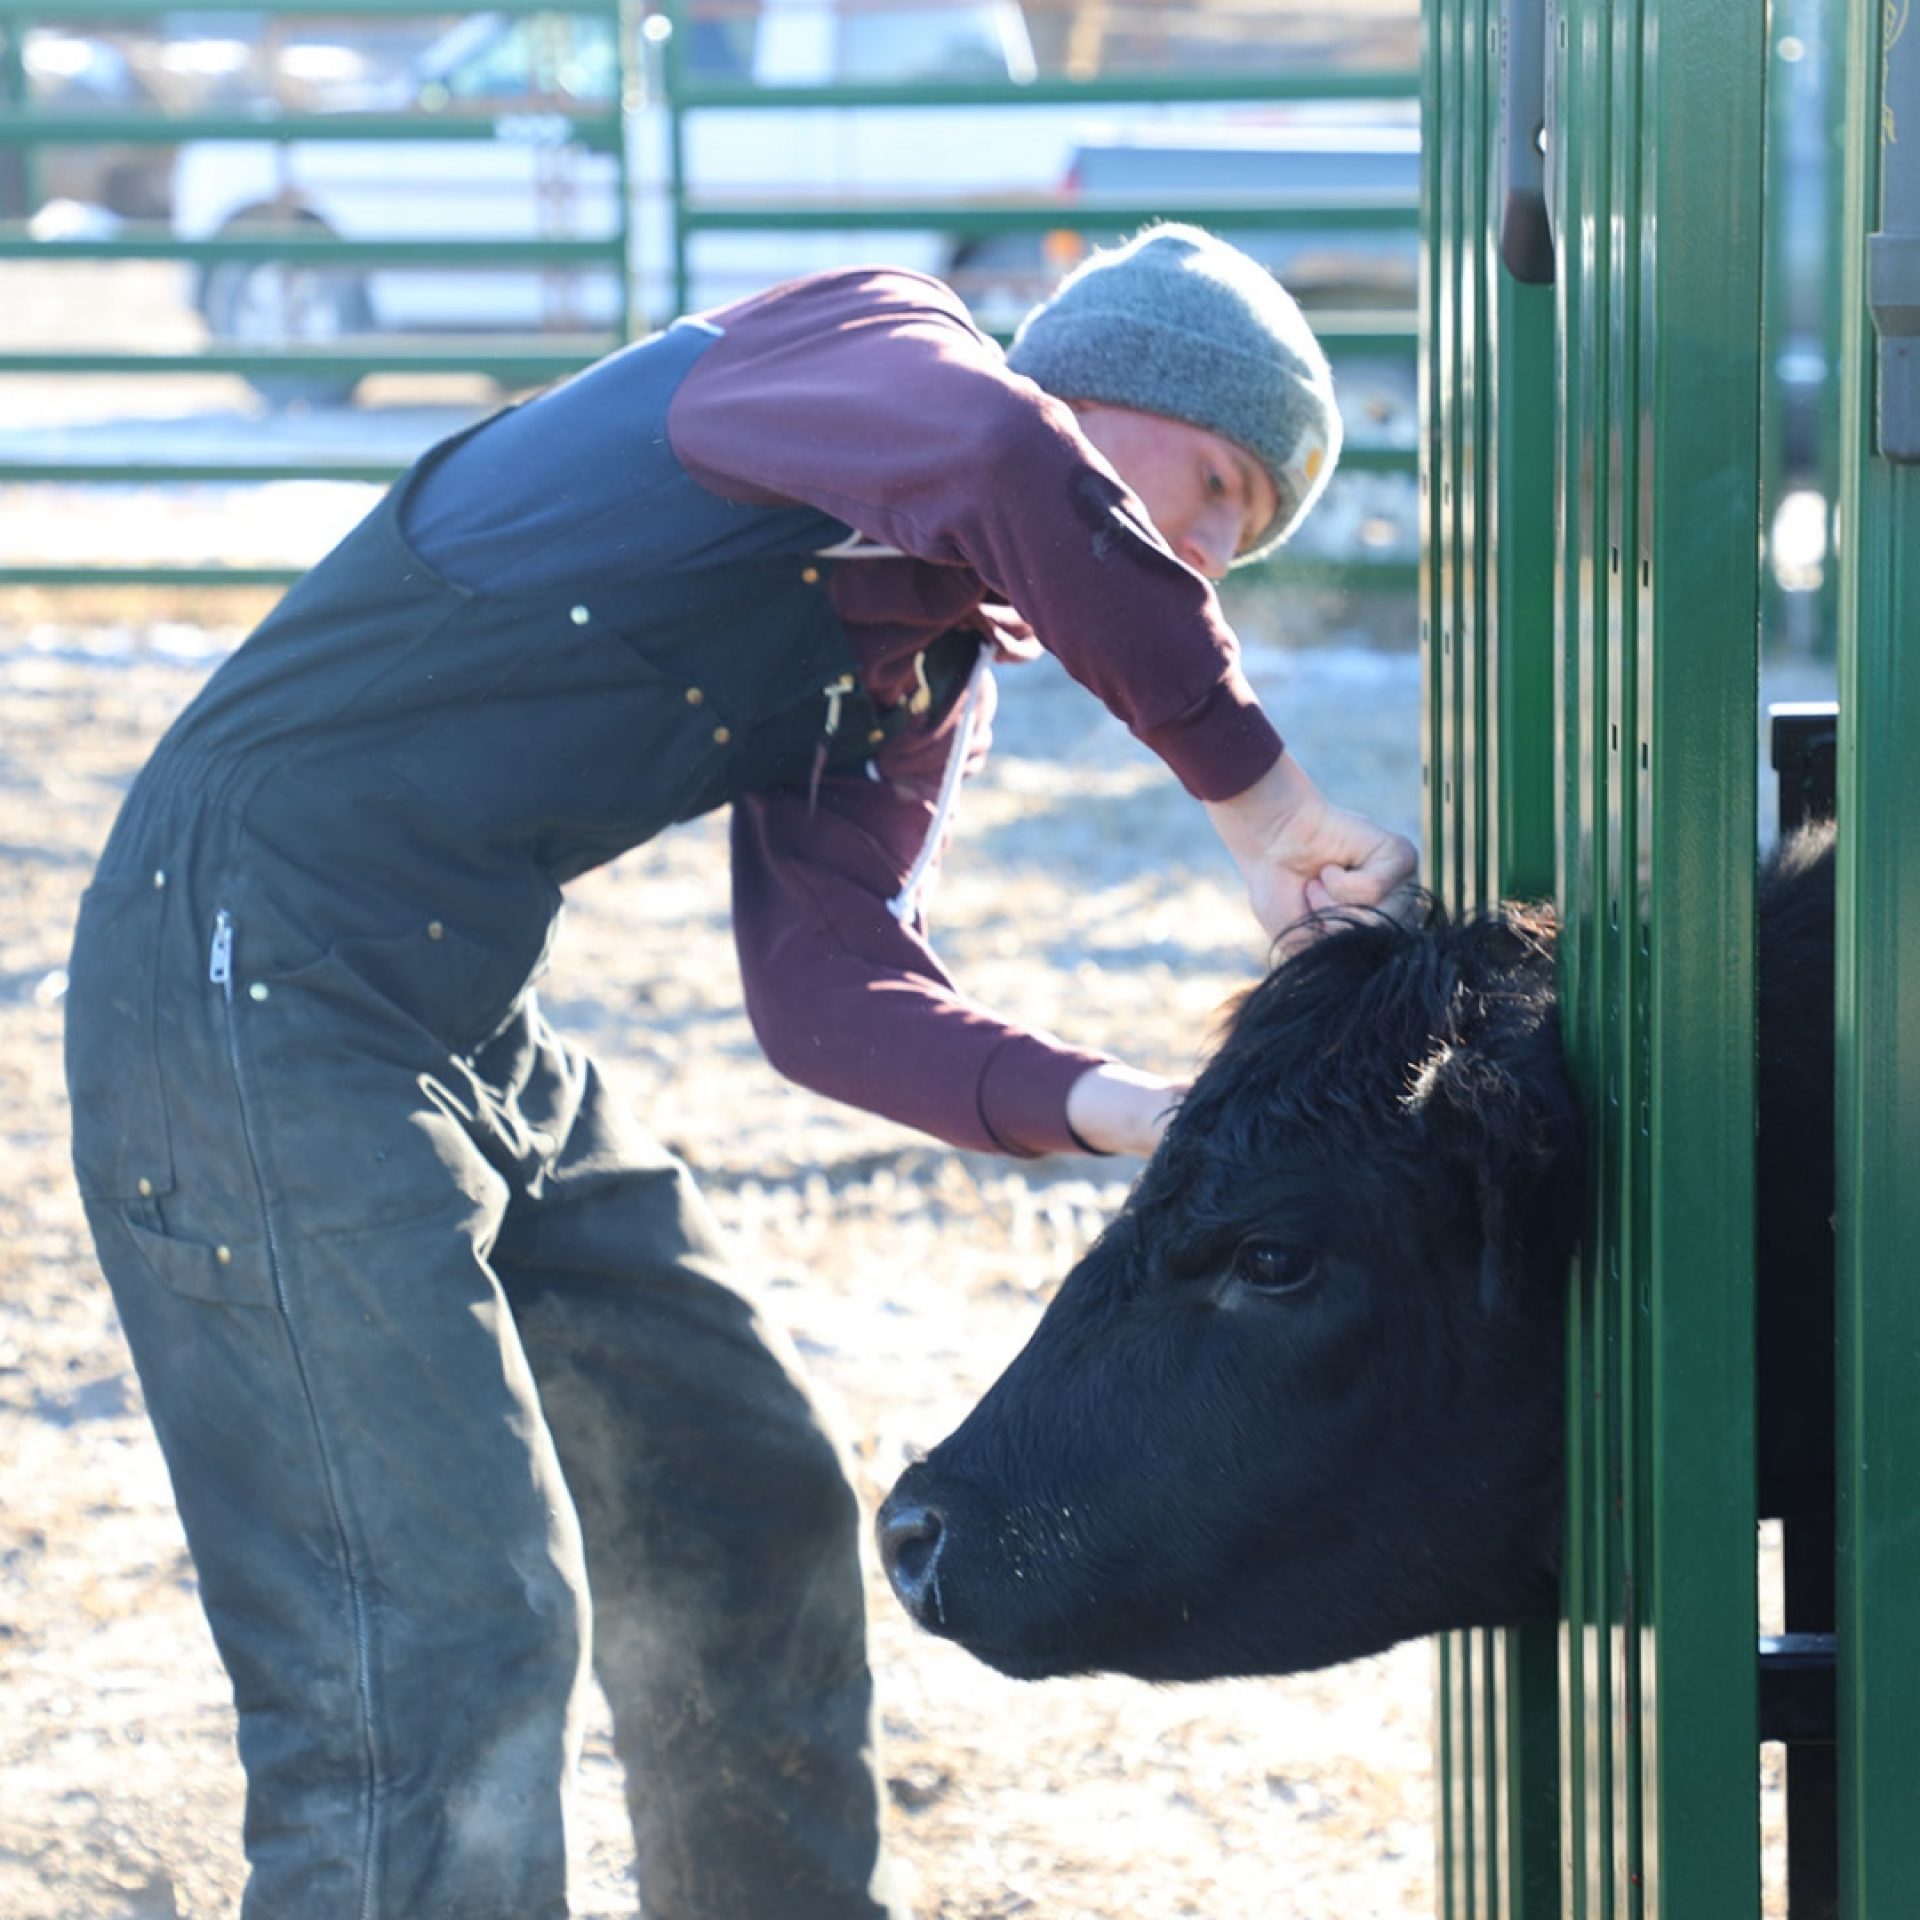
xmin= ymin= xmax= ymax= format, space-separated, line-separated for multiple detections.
xmin=201 ymin=209 xmax=373 ymax=410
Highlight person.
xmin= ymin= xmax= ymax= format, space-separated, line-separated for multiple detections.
xmin=62 ymin=223 xmax=1414 ymax=1920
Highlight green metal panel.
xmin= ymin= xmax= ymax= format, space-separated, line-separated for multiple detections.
xmin=1432 ymin=0 xmax=1771 ymax=1911
xmin=1426 ymin=0 xmax=1560 ymax=1907
xmin=1556 ymin=0 xmax=1767 ymax=1912
xmin=1834 ymin=0 xmax=1920 ymax=1907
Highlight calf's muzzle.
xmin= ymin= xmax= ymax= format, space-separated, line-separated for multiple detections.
xmin=876 ymin=1480 xmax=948 ymax=1626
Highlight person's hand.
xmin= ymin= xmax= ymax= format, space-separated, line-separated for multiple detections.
xmin=1204 ymin=751 xmax=1416 ymax=943
xmin=1065 ymin=1063 xmax=1187 ymax=1158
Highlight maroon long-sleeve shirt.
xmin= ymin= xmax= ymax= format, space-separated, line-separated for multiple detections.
xmin=668 ymin=269 xmax=1285 ymax=1156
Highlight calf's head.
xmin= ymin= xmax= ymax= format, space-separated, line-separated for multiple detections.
xmin=880 ymin=903 xmax=1581 ymax=1682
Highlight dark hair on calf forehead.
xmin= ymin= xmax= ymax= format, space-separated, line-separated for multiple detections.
xmin=1147 ymin=897 xmax=1563 ymax=1189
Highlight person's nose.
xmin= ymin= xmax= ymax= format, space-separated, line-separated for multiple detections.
xmin=1180 ymin=529 xmax=1233 ymax=581
xmin=1178 ymin=504 xmax=1240 ymax=581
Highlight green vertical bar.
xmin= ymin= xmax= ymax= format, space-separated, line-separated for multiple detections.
xmin=1558 ymin=0 xmax=1614 ymax=1904
xmin=1636 ymin=0 xmax=1766 ymax=1909
xmin=1442 ymin=0 xmax=1477 ymax=1871
xmin=612 ymin=0 xmax=635 ymax=340
xmin=1422 ymin=0 xmax=1447 ymax=886
xmin=1494 ymin=1626 xmax=1562 ymax=1916
xmin=1605 ymin=0 xmax=1646 ymax=1907
xmin=1558 ymin=1368 xmax=1588 ymax=1920
xmin=1429 ymin=0 xmax=1562 ymax=1896
xmin=660 ymin=0 xmax=691 ymax=317
xmin=1477 ymin=1631 xmax=1501 ymax=1917
xmin=1 ymin=9 xmax=37 ymax=218
xmin=1458 ymin=0 xmax=1489 ymax=912
xmin=1812 ymin=0 xmax=1845 ymax=663
xmin=1491 ymin=257 xmax=1558 ymax=901
xmin=1449 ymin=0 xmax=1470 ymax=914
xmin=1835 ymin=0 xmax=1920 ymax=1904
xmin=1435 ymin=0 xmax=1466 ymax=912
xmin=1423 ymin=1 xmax=1470 ymax=1903
xmin=1436 ymin=1635 xmax=1460 ymax=1910
xmin=1551 ymin=15 xmax=1593 ymax=1906
xmin=1452 ymin=1632 xmax=1480 ymax=1918
xmin=1482 ymin=0 xmax=1561 ymax=1900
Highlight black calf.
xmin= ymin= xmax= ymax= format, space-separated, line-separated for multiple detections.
xmin=880 ymin=828 xmax=1834 ymax=1683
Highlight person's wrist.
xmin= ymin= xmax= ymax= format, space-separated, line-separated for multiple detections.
xmin=1065 ymin=1063 xmax=1183 ymax=1158
xmin=1205 ymin=751 xmax=1325 ymax=868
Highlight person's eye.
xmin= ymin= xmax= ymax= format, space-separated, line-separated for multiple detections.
xmin=1229 ymin=1239 xmax=1320 ymax=1297
xmin=1204 ymin=464 xmax=1227 ymax=499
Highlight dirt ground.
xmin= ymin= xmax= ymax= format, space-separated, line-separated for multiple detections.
xmin=0 ymin=575 xmax=1448 ymax=1919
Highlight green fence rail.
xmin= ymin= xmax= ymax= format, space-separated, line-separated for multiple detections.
xmin=2 ymin=2 xmax=1422 ymax=592
xmin=652 ymin=0 xmax=1422 ymax=611
xmin=0 ymin=0 xmax=635 ymax=586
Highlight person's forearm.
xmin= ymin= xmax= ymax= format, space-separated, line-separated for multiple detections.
xmin=1202 ymin=749 xmax=1327 ymax=873
xmin=1065 ymin=1063 xmax=1186 ymax=1158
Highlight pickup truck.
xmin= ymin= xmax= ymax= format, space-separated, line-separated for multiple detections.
xmin=167 ymin=0 xmax=1082 ymax=401
xmin=952 ymin=118 xmax=1419 ymax=331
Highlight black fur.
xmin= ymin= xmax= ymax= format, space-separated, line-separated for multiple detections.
xmin=879 ymin=826 xmax=1835 ymax=1683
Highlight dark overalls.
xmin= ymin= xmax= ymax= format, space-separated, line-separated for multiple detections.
xmin=64 ymin=322 xmax=957 ymax=1920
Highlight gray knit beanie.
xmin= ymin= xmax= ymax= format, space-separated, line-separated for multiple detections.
xmin=1005 ymin=223 xmax=1341 ymax=562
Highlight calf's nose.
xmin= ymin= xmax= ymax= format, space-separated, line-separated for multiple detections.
xmin=877 ymin=1493 xmax=948 ymax=1625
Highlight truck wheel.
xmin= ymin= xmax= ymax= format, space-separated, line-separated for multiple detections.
xmin=202 ymin=212 xmax=373 ymax=410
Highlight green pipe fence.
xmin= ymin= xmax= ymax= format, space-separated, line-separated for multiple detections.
xmin=1429 ymin=0 xmax=1915 ymax=1910
xmin=646 ymin=0 xmax=1420 ymax=606
xmin=2 ymin=1 xmax=1421 ymax=593
xmin=1835 ymin=0 xmax=1920 ymax=1908
xmin=1429 ymin=0 xmax=1770 ymax=1904
xmin=0 ymin=0 xmax=636 ymax=587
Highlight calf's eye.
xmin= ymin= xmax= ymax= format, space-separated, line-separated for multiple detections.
xmin=1231 ymin=1239 xmax=1319 ymax=1296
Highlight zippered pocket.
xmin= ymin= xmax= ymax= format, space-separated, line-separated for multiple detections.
xmin=207 ymin=905 xmax=510 ymax=1233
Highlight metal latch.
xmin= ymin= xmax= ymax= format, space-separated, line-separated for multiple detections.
xmin=1499 ymin=0 xmax=1556 ymax=284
